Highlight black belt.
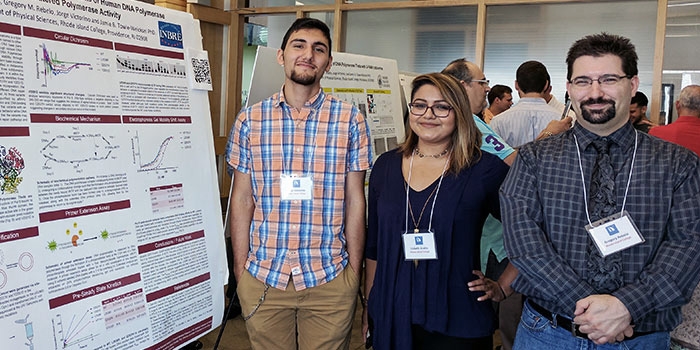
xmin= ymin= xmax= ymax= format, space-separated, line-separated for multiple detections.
xmin=527 ymin=300 xmax=653 ymax=341
xmin=528 ymin=300 xmax=588 ymax=339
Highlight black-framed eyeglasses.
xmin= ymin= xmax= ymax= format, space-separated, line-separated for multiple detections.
xmin=569 ymin=74 xmax=632 ymax=88
xmin=471 ymin=79 xmax=490 ymax=86
xmin=409 ymin=102 xmax=453 ymax=118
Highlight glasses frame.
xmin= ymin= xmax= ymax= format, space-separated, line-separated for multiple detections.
xmin=568 ymin=74 xmax=633 ymax=88
xmin=408 ymin=102 xmax=454 ymax=118
xmin=471 ymin=79 xmax=490 ymax=86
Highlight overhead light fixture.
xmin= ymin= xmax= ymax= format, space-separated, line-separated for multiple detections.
xmin=668 ymin=2 xmax=700 ymax=7
xmin=663 ymin=70 xmax=700 ymax=73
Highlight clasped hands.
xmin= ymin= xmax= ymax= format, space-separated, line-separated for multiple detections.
xmin=468 ymin=276 xmax=635 ymax=345
xmin=573 ymin=294 xmax=634 ymax=344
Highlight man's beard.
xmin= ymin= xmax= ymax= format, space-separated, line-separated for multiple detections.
xmin=290 ymin=70 xmax=316 ymax=86
xmin=580 ymin=97 xmax=616 ymax=124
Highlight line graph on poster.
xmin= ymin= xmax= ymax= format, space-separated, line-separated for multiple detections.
xmin=40 ymin=127 xmax=120 ymax=175
xmin=35 ymin=43 xmax=111 ymax=88
xmin=52 ymin=305 xmax=103 ymax=349
xmin=130 ymin=130 xmax=191 ymax=179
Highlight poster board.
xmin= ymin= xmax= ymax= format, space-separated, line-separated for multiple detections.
xmin=247 ymin=46 xmax=405 ymax=156
xmin=0 ymin=1 xmax=227 ymax=349
xmin=398 ymin=71 xmax=420 ymax=122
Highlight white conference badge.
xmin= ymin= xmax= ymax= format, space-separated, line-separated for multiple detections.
xmin=280 ymin=174 xmax=313 ymax=201
xmin=402 ymin=231 xmax=438 ymax=260
xmin=585 ymin=211 xmax=645 ymax=257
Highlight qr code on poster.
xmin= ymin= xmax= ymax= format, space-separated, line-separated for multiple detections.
xmin=191 ymin=58 xmax=212 ymax=84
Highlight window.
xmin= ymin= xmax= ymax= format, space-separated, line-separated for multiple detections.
xmin=345 ymin=7 xmax=477 ymax=73
xmin=484 ymin=1 xmax=657 ymax=106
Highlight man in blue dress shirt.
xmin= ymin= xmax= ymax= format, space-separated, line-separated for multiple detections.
xmin=490 ymin=60 xmax=561 ymax=148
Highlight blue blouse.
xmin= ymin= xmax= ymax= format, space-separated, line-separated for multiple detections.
xmin=366 ymin=149 xmax=509 ymax=349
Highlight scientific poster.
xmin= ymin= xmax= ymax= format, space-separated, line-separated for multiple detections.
xmin=0 ymin=1 xmax=226 ymax=349
xmin=247 ymin=46 xmax=406 ymax=157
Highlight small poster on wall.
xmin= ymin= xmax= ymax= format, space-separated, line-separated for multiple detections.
xmin=247 ymin=47 xmax=406 ymax=157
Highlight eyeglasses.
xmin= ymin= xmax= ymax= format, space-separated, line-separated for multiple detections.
xmin=569 ymin=74 xmax=632 ymax=88
xmin=409 ymin=102 xmax=453 ymax=118
xmin=471 ymin=79 xmax=490 ymax=86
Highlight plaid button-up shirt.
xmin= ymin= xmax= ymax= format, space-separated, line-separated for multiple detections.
xmin=501 ymin=122 xmax=700 ymax=332
xmin=227 ymin=87 xmax=372 ymax=290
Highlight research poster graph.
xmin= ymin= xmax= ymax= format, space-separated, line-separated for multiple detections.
xmin=0 ymin=1 xmax=227 ymax=350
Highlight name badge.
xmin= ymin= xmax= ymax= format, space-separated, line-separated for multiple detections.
xmin=280 ymin=174 xmax=313 ymax=201
xmin=402 ymin=231 xmax=438 ymax=260
xmin=585 ymin=211 xmax=645 ymax=257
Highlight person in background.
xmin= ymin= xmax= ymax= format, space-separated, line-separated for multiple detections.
xmin=442 ymin=59 xmax=515 ymax=165
xmin=483 ymin=84 xmax=514 ymax=124
xmin=442 ymin=59 xmax=571 ymax=350
xmin=649 ymin=84 xmax=700 ymax=156
xmin=501 ymin=32 xmax=700 ymax=349
xmin=441 ymin=58 xmax=571 ymax=166
xmin=226 ymin=18 xmax=372 ymax=349
xmin=364 ymin=73 xmax=510 ymax=350
xmin=629 ymin=91 xmax=654 ymax=132
xmin=650 ymin=85 xmax=700 ymax=350
xmin=490 ymin=60 xmax=562 ymax=148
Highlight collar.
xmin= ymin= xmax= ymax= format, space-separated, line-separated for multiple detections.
xmin=273 ymin=86 xmax=326 ymax=110
xmin=572 ymin=122 xmax=636 ymax=152
xmin=675 ymin=115 xmax=700 ymax=123
xmin=517 ymin=97 xmax=547 ymax=104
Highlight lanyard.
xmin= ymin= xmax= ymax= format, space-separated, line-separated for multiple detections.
xmin=573 ymin=131 xmax=638 ymax=225
xmin=403 ymin=150 xmax=450 ymax=234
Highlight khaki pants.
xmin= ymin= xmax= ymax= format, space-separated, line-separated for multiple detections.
xmin=237 ymin=266 xmax=360 ymax=350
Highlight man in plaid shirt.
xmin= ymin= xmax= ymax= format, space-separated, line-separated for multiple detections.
xmin=226 ymin=18 xmax=373 ymax=349
xmin=501 ymin=33 xmax=700 ymax=349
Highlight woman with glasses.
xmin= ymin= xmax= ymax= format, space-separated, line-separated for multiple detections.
xmin=363 ymin=73 xmax=510 ymax=350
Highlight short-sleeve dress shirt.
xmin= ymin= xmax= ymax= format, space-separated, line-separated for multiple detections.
xmin=490 ymin=97 xmax=561 ymax=148
xmin=226 ymin=87 xmax=373 ymax=291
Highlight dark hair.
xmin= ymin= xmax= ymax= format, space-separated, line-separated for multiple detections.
xmin=487 ymin=85 xmax=513 ymax=105
xmin=441 ymin=58 xmax=475 ymax=83
xmin=631 ymin=91 xmax=648 ymax=107
xmin=516 ymin=61 xmax=550 ymax=94
xmin=565 ymin=32 xmax=638 ymax=81
xmin=281 ymin=18 xmax=332 ymax=53
xmin=400 ymin=73 xmax=481 ymax=173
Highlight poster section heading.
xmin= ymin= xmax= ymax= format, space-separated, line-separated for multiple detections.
xmin=2 ymin=0 xmax=183 ymax=46
xmin=6 ymin=0 xmax=165 ymax=22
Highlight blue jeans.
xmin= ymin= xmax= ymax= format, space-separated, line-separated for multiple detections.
xmin=514 ymin=300 xmax=670 ymax=350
